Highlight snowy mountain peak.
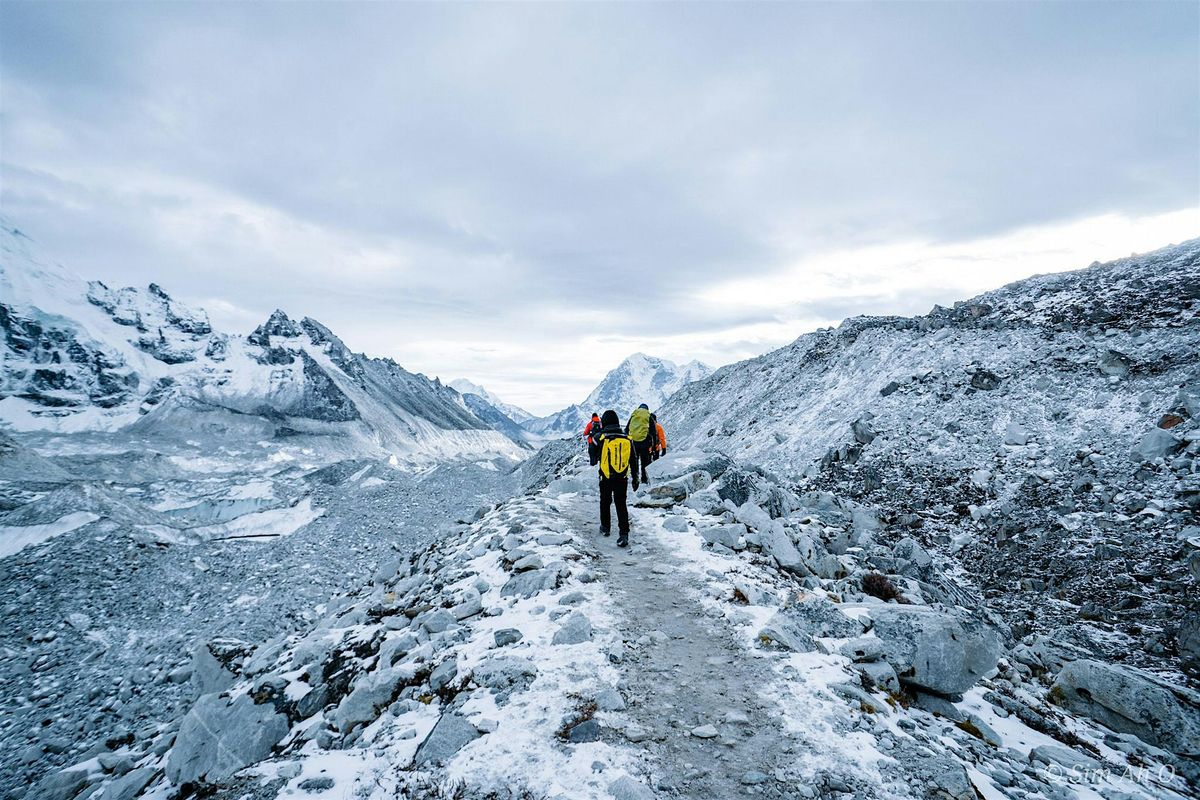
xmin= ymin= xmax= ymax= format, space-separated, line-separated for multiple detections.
xmin=582 ymin=352 xmax=713 ymax=413
xmin=525 ymin=353 xmax=712 ymax=436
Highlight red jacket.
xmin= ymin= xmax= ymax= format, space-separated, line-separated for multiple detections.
xmin=584 ymin=418 xmax=601 ymax=444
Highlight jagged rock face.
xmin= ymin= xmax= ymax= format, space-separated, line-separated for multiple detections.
xmin=87 ymin=281 xmax=212 ymax=335
xmin=0 ymin=304 xmax=138 ymax=409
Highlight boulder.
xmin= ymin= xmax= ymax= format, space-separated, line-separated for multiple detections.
xmin=493 ymin=628 xmax=524 ymax=647
xmin=892 ymin=537 xmax=933 ymax=578
xmin=1134 ymin=428 xmax=1184 ymax=462
xmin=190 ymin=638 xmax=251 ymax=695
xmin=840 ymin=637 xmax=886 ymax=662
xmin=1051 ymin=659 xmax=1200 ymax=757
xmin=851 ymin=414 xmax=877 ymax=445
xmin=429 ymin=660 xmax=459 ymax=692
xmin=1003 ymin=422 xmax=1029 ymax=446
xmin=662 ymin=516 xmax=690 ymax=533
xmin=98 ymin=767 xmax=156 ymax=800
xmin=867 ymin=606 xmax=1002 ymax=696
xmin=500 ymin=568 xmax=560 ymax=598
xmin=792 ymin=594 xmax=862 ymax=638
xmin=698 ymin=523 xmax=743 ymax=550
xmin=30 ymin=769 xmax=90 ymax=800
xmin=552 ymin=612 xmax=594 ymax=645
xmin=472 ymin=657 xmax=538 ymax=693
xmin=166 ymin=692 xmax=290 ymax=784
xmin=334 ymin=664 xmax=421 ymax=731
xmin=761 ymin=524 xmax=807 ymax=573
xmin=1180 ymin=610 xmax=1200 ymax=676
xmin=757 ymin=611 xmax=819 ymax=653
xmin=412 ymin=712 xmax=481 ymax=765
xmin=609 ymin=775 xmax=656 ymax=800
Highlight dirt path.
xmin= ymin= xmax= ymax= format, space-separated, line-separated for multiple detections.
xmin=558 ymin=494 xmax=805 ymax=799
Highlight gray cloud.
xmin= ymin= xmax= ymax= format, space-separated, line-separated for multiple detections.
xmin=1 ymin=2 xmax=1196 ymax=411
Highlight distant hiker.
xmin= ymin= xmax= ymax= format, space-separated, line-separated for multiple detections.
xmin=596 ymin=409 xmax=632 ymax=546
xmin=625 ymin=403 xmax=654 ymax=488
xmin=654 ymin=418 xmax=667 ymax=459
xmin=584 ymin=412 xmax=601 ymax=466
xmin=648 ymin=411 xmax=661 ymax=461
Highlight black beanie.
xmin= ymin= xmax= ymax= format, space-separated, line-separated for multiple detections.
xmin=601 ymin=409 xmax=619 ymax=427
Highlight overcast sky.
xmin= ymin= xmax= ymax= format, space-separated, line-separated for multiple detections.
xmin=2 ymin=2 xmax=1197 ymax=414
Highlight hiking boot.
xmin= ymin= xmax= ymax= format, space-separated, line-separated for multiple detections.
xmin=617 ymin=534 xmax=629 ymax=547
xmin=600 ymin=528 xmax=611 ymax=537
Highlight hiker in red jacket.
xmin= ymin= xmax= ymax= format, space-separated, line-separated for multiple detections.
xmin=584 ymin=412 xmax=601 ymax=466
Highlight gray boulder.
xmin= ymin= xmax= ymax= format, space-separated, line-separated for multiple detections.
xmin=30 ymin=769 xmax=90 ymax=800
xmin=1134 ymin=428 xmax=1184 ymax=462
xmin=609 ymin=775 xmax=656 ymax=800
xmin=782 ymin=594 xmax=862 ymax=638
xmin=662 ymin=516 xmax=690 ymax=533
xmin=412 ymin=713 xmax=481 ymax=765
xmin=500 ymin=568 xmax=560 ymax=598
xmin=1180 ymin=610 xmax=1200 ymax=675
xmin=335 ymin=664 xmax=421 ymax=731
xmin=761 ymin=524 xmax=807 ymax=573
xmin=166 ymin=692 xmax=290 ymax=784
xmin=867 ymin=606 xmax=1002 ymax=696
xmin=190 ymin=638 xmax=251 ymax=695
xmin=98 ymin=767 xmax=156 ymax=800
xmin=1003 ymin=422 xmax=1029 ymax=446
xmin=851 ymin=414 xmax=877 ymax=445
xmin=472 ymin=657 xmax=538 ymax=693
xmin=840 ymin=637 xmax=886 ymax=662
xmin=757 ymin=610 xmax=819 ymax=653
xmin=493 ymin=628 xmax=524 ymax=647
xmin=698 ymin=523 xmax=743 ymax=550
xmin=552 ymin=612 xmax=594 ymax=645
xmin=1051 ymin=659 xmax=1200 ymax=757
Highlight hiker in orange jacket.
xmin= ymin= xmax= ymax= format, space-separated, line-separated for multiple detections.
xmin=654 ymin=420 xmax=667 ymax=460
xmin=584 ymin=412 xmax=601 ymax=466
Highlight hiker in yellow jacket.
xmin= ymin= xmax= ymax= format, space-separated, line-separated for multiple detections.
xmin=625 ymin=404 xmax=654 ymax=488
xmin=595 ymin=409 xmax=632 ymax=547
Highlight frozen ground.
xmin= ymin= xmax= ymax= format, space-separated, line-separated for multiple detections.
xmin=0 ymin=430 xmax=517 ymax=794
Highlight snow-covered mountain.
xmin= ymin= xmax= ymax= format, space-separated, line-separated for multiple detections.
xmin=0 ymin=224 xmax=523 ymax=463
xmin=449 ymin=379 xmax=535 ymax=425
xmin=525 ymin=353 xmax=712 ymax=437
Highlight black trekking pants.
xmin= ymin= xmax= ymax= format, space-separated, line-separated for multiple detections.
xmin=588 ymin=442 xmax=599 ymax=466
xmin=599 ymin=474 xmax=630 ymax=535
xmin=631 ymin=439 xmax=652 ymax=482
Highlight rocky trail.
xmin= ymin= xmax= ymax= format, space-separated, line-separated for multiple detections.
xmin=560 ymin=496 xmax=802 ymax=797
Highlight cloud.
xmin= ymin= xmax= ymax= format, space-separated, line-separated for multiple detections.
xmin=0 ymin=2 xmax=1197 ymax=414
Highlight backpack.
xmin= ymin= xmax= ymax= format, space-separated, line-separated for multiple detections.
xmin=599 ymin=434 xmax=631 ymax=478
xmin=627 ymin=408 xmax=651 ymax=442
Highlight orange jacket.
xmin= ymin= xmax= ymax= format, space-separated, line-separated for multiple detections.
xmin=655 ymin=422 xmax=666 ymax=451
xmin=585 ymin=418 xmax=601 ymax=444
